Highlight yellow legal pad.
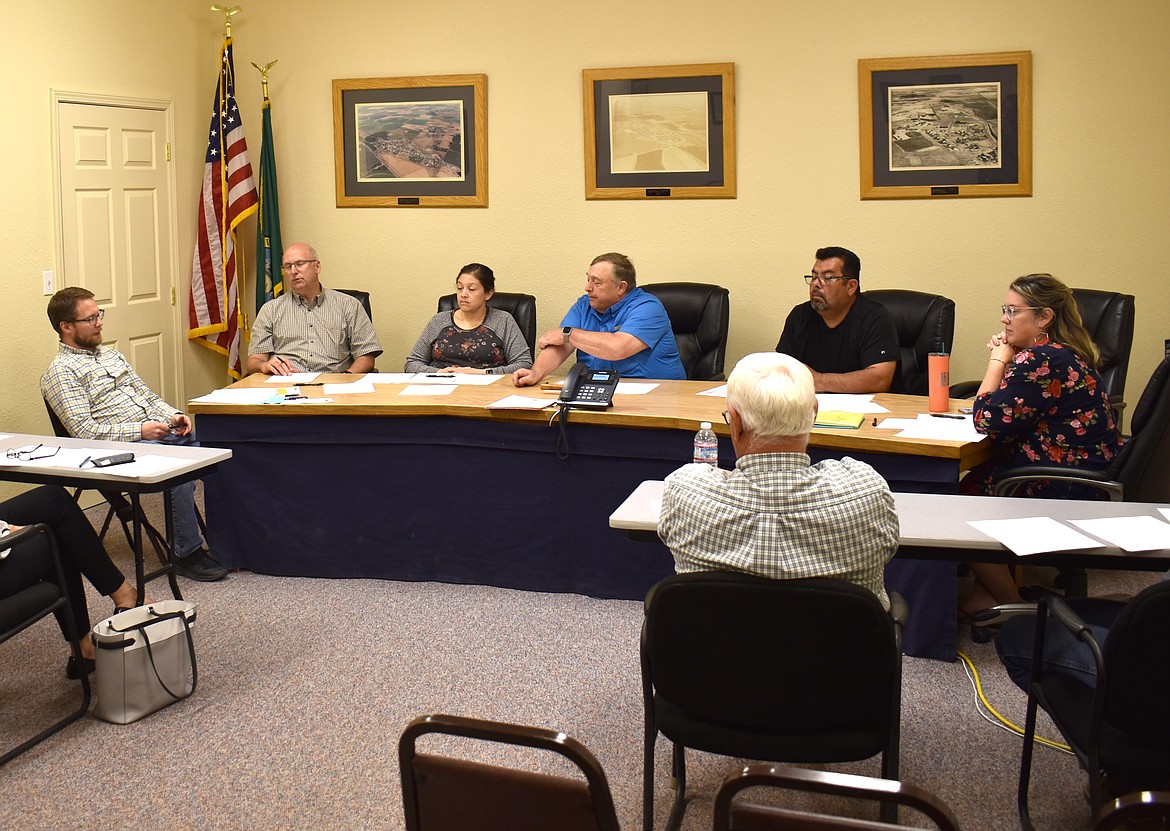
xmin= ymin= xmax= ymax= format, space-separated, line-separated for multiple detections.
xmin=814 ymin=410 xmax=866 ymax=429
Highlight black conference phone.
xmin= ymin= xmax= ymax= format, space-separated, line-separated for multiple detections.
xmin=559 ymin=363 xmax=620 ymax=409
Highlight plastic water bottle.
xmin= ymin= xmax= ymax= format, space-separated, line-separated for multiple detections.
xmin=693 ymin=421 xmax=719 ymax=466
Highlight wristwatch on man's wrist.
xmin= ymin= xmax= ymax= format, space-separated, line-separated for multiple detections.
xmin=562 ymin=326 xmax=573 ymax=345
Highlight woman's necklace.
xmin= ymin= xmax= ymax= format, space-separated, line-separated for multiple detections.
xmin=453 ymin=308 xmax=486 ymax=330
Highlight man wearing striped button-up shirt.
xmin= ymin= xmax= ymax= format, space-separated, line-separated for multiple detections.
xmin=247 ymin=242 xmax=383 ymax=376
xmin=658 ymin=352 xmax=898 ymax=610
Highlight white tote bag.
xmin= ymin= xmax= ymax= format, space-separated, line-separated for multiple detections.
xmin=92 ymin=600 xmax=197 ymax=724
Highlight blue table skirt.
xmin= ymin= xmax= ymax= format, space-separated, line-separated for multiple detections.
xmin=200 ymin=414 xmax=957 ymax=660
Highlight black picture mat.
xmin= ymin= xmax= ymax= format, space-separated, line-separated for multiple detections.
xmin=592 ymin=75 xmax=725 ymax=189
xmin=869 ymin=63 xmax=1019 ymax=188
xmin=341 ymin=85 xmax=478 ymax=197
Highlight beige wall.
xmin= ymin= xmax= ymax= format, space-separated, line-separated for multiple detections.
xmin=4 ymin=1 xmax=1169 ymax=498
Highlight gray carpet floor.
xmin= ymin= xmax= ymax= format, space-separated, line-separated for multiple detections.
xmin=0 ymin=491 xmax=1154 ymax=830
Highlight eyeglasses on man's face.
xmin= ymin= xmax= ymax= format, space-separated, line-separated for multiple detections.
xmin=70 ymin=309 xmax=105 ymax=326
xmin=803 ymin=274 xmax=848 ymax=286
xmin=282 ymin=259 xmax=318 ymax=271
xmin=1001 ymin=304 xmax=1042 ymax=320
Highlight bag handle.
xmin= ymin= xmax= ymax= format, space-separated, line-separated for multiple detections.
xmin=140 ymin=609 xmax=198 ymax=702
xmin=107 ymin=605 xmax=195 ymax=634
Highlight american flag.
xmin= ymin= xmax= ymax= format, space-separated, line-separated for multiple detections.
xmin=188 ymin=37 xmax=258 ymax=378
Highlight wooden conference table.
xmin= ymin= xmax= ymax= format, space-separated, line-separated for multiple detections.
xmin=0 ymin=432 xmax=232 ymax=604
xmin=189 ymin=375 xmax=990 ymax=658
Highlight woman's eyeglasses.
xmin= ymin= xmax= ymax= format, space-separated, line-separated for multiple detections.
xmin=5 ymin=444 xmax=60 ymax=461
xmin=1001 ymin=305 xmax=1042 ymax=320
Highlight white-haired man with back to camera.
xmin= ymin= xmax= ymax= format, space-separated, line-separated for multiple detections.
xmin=658 ymin=352 xmax=898 ymax=609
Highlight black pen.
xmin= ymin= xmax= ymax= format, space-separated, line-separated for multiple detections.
xmin=78 ymin=455 xmax=91 ymax=469
xmin=930 ymin=413 xmax=966 ymax=420
xmin=425 ymin=374 xmax=455 ymax=378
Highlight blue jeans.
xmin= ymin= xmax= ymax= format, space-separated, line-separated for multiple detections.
xmin=141 ymin=432 xmax=205 ymax=558
xmin=995 ymin=597 xmax=1125 ymax=691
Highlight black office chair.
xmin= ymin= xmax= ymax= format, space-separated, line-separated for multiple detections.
xmin=399 ymin=713 xmax=621 ymax=831
xmin=951 ymin=288 xmax=1134 ymax=408
xmin=1069 ymin=288 xmax=1135 ymax=413
xmin=864 ymin=289 xmax=955 ymax=395
xmin=641 ymin=282 xmax=730 ymax=381
xmin=1092 ymin=791 xmax=1170 ymax=831
xmin=712 ymin=764 xmax=962 ymax=831
xmin=1017 ymin=584 xmax=1170 ymax=830
xmin=993 ymin=356 xmax=1170 ymax=503
xmin=437 ymin=292 xmax=538 ymax=356
xmin=335 ymin=288 xmax=373 ymax=323
xmin=0 ymin=523 xmax=91 ymax=766
xmin=641 ymin=572 xmax=905 ymax=831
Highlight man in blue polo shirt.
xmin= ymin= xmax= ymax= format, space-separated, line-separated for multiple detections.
xmin=513 ymin=252 xmax=685 ymax=385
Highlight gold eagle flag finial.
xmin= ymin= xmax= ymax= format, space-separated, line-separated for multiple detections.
xmin=210 ymin=4 xmax=241 ymax=38
xmin=251 ymin=60 xmax=278 ymax=101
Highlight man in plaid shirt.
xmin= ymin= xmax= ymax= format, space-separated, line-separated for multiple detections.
xmin=658 ymin=352 xmax=897 ymax=609
xmin=40 ymin=287 xmax=226 ymax=582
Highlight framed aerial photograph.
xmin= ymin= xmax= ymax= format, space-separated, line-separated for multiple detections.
xmin=858 ymin=51 xmax=1031 ymax=200
xmin=332 ymin=74 xmax=487 ymax=207
xmin=582 ymin=62 xmax=736 ymax=200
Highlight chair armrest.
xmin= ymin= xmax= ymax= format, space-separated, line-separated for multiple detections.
xmin=992 ymin=466 xmax=1123 ymax=500
xmin=949 ymin=379 xmax=980 ymax=398
xmin=0 ymin=524 xmax=47 ymax=556
xmin=888 ymin=591 xmax=908 ymax=629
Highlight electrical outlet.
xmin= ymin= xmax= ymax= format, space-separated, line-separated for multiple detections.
xmin=43 ymin=270 xmax=54 ymax=295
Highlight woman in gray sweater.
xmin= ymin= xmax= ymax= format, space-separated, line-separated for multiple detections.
xmin=404 ymin=263 xmax=533 ymax=375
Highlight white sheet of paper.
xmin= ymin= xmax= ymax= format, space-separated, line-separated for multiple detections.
xmin=815 ymin=394 xmax=890 ymax=414
xmin=264 ymin=372 xmax=321 ymax=383
xmin=697 ymin=385 xmax=727 ymax=397
xmin=1069 ymin=516 xmax=1170 ymax=552
xmin=875 ymin=418 xmax=918 ymax=430
xmin=409 ymin=373 xmax=502 ymax=385
xmin=895 ymin=413 xmax=985 ymax=442
xmin=190 ymin=387 xmax=290 ymax=405
xmin=282 ymin=397 xmax=335 ymax=404
xmin=0 ymin=434 xmax=11 ymax=441
xmin=1161 ymin=508 xmax=1170 ymax=524
xmin=323 ymin=379 xmax=376 ymax=395
xmin=615 ymin=382 xmax=658 ymax=395
xmin=400 ymin=384 xmax=456 ymax=396
xmin=486 ymin=395 xmax=555 ymax=410
xmin=968 ymin=516 xmax=1105 ymax=556
xmin=366 ymin=373 xmax=417 ymax=384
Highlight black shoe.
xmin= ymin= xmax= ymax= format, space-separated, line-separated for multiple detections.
xmin=172 ymin=548 xmax=228 ymax=582
xmin=65 ymin=656 xmax=96 ymax=679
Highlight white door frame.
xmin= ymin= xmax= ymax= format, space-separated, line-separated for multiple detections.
xmin=50 ymin=89 xmax=185 ymax=404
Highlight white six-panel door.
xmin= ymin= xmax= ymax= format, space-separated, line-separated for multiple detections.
xmin=55 ymin=98 xmax=178 ymax=406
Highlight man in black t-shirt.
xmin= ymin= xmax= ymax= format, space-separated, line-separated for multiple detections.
xmin=775 ymin=246 xmax=899 ymax=393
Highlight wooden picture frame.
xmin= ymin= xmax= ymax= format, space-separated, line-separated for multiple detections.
xmin=332 ymin=74 xmax=487 ymax=207
xmin=582 ymin=62 xmax=736 ymax=200
xmin=858 ymin=51 xmax=1031 ymax=200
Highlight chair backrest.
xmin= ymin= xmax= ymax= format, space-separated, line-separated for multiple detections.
xmin=1072 ymin=288 xmax=1135 ymax=406
xmin=437 ymin=292 xmax=538 ymax=356
xmin=641 ymin=282 xmax=730 ymax=381
xmin=399 ymin=713 xmax=620 ymax=831
xmin=335 ymin=288 xmax=373 ymax=323
xmin=863 ymin=290 xmax=955 ymax=396
xmin=641 ymin=572 xmax=901 ymax=764
xmin=712 ymin=764 xmax=962 ymax=831
xmin=43 ymin=397 xmax=70 ymax=439
xmin=1098 ymin=581 xmax=1170 ymax=768
xmin=1112 ymin=357 xmax=1170 ymax=502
